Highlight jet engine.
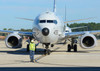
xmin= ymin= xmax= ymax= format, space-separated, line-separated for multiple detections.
xmin=5 ymin=33 xmax=22 ymax=48
xmin=79 ymin=33 xmax=97 ymax=49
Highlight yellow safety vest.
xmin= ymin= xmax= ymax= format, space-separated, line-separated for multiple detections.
xmin=29 ymin=43 xmax=35 ymax=51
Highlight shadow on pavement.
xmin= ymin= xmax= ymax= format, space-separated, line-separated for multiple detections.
xmin=0 ymin=48 xmax=45 ymax=55
xmin=52 ymin=50 xmax=89 ymax=53
xmin=0 ymin=47 xmax=100 ymax=55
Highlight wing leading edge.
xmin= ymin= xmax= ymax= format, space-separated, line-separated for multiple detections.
xmin=65 ymin=30 xmax=100 ymax=38
xmin=0 ymin=30 xmax=35 ymax=36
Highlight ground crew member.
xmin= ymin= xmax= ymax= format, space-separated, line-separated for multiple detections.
xmin=25 ymin=37 xmax=30 ymax=52
xmin=29 ymin=40 xmax=39 ymax=62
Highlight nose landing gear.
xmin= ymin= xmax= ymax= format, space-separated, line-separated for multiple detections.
xmin=44 ymin=43 xmax=51 ymax=55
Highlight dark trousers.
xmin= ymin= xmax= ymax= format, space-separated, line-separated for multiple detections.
xmin=30 ymin=50 xmax=35 ymax=61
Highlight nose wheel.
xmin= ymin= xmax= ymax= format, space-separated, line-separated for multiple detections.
xmin=44 ymin=43 xmax=51 ymax=55
xmin=44 ymin=49 xmax=51 ymax=55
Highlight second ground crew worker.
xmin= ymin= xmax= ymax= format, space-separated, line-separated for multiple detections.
xmin=25 ymin=37 xmax=30 ymax=52
xmin=29 ymin=40 xmax=39 ymax=62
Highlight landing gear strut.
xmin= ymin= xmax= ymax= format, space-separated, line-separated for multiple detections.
xmin=67 ymin=38 xmax=77 ymax=52
xmin=44 ymin=43 xmax=50 ymax=55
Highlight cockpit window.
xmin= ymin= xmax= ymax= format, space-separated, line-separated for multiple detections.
xmin=40 ymin=20 xmax=46 ymax=23
xmin=39 ymin=20 xmax=57 ymax=24
xmin=47 ymin=20 xmax=57 ymax=24
xmin=47 ymin=20 xmax=53 ymax=23
xmin=53 ymin=20 xmax=57 ymax=24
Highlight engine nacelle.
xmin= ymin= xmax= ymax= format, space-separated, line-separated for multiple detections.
xmin=5 ymin=33 xmax=22 ymax=49
xmin=79 ymin=33 xmax=97 ymax=49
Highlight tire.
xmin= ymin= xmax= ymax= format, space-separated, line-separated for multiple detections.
xmin=35 ymin=47 xmax=37 ymax=52
xmin=44 ymin=49 xmax=46 ymax=55
xmin=68 ymin=44 xmax=71 ymax=52
xmin=27 ymin=44 xmax=29 ymax=52
xmin=44 ymin=49 xmax=50 ymax=55
xmin=74 ymin=45 xmax=77 ymax=52
xmin=47 ymin=49 xmax=51 ymax=55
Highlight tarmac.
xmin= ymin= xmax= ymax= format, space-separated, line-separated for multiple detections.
xmin=0 ymin=40 xmax=100 ymax=70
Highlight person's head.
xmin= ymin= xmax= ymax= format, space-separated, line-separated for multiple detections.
xmin=31 ymin=40 xmax=34 ymax=43
xmin=28 ymin=37 xmax=30 ymax=39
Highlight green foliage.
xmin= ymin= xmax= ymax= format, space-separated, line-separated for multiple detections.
xmin=8 ymin=28 xmax=13 ymax=31
xmin=15 ymin=28 xmax=32 ymax=32
xmin=3 ymin=28 xmax=7 ymax=30
xmin=68 ymin=22 xmax=100 ymax=39
xmin=0 ymin=28 xmax=32 ymax=36
xmin=20 ymin=28 xmax=32 ymax=32
xmin=68 ymin=22 xmax=100 ymax=32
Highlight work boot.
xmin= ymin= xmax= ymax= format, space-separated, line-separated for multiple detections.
xmin=30 ymin=60 xmax=33 ymax=62
xmin=33 ymin=60 xmax=36 ymax=63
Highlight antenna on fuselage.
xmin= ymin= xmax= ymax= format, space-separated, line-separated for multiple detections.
xmin=53 ymin=0 xmax=56 ymax=13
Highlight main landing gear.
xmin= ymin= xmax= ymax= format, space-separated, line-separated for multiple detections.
xmin=44 ymin=43 xmax=51 ymax=55
xmin=67 ymin=38 xmax=77 ymax=52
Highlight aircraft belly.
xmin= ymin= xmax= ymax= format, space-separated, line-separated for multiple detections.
xmin=41 ymin=35 xmax=58 ymax=43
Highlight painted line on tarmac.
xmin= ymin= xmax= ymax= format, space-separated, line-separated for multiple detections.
xmin=34 ymin=47 xmax=61 ymax=63
xmin=35 ymin=55 xmax=46 ymax=62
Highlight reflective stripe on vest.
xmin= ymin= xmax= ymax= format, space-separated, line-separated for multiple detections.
xmin=29 ymin=43 xmax=35 ymax=51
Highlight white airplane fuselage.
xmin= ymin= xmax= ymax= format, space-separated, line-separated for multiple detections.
xmin=33 ymin=11 xmax=70 ymax=44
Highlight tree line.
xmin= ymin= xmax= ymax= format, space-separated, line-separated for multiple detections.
xmin=67 ymin=22 xmax=100 ymax=39
xmin=68 ymin=22 xmax=100 ymax=32
xmin=3 ymin=28 xmax=32 ymax=32
xmin=0 ymin=28 xmax=32 ymax=36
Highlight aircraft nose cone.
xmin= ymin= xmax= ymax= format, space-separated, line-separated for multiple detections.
xmin=42 ymin=28 xmax=49 ymax=36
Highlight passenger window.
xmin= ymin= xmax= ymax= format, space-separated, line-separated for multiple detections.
xmin=40 ymin=20 xmax=46 ymax=23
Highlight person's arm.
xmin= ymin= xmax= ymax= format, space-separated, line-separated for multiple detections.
xmin=35 ymin=41 xmax=40 ymax=47
xmin=24 ymin=40 xmax=28 ymax=44
xmin=35 ymin=43 xmax=39 ymax=47
xmin=25 ymin=39 xmax=30 ymax=44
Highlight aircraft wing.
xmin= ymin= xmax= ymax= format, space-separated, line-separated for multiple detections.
xmin=16 ymin=17 xmax=34 ymax=21
xmin=71 ymin=26 xmax=87 ymax=30
xmin=0 ymin=30 xmax=35 ymax=36
xmin=64 ymin=17 xmax=96 ymax=24
xmin=65 ymin=30 xmax=100 ymax=38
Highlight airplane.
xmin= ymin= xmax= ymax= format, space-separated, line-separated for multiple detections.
xmin=0 ymin=0 xmax=100 ymax=55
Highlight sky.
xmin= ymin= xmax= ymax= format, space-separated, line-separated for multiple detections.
xmin=0 ymin=0 xmax=100 ymax=30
